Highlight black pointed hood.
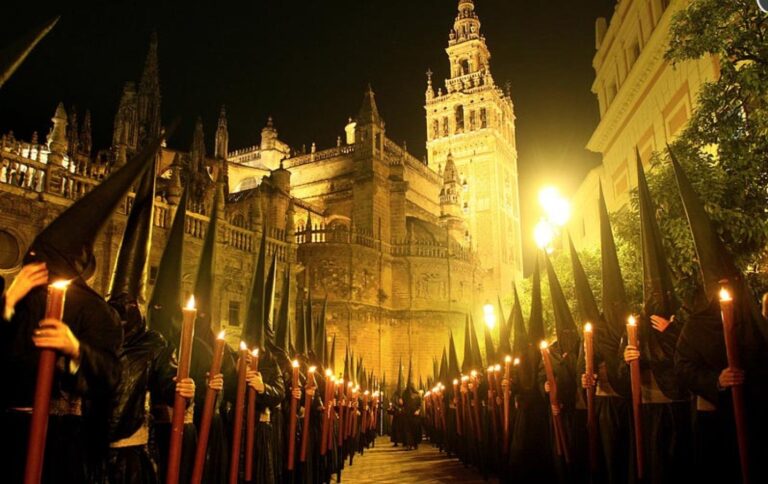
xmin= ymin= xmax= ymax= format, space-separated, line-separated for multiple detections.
xmin=343 ymin=347 xmax=351 ymax=383
xmin=545 ymin=252 xmax=580 ymax=356
xmin=637 ymin=153 xmax=679 ymax=318
xmin=273 ymin=266 xmax=291 ymax=355
xmin=462 ymin=315 xmax=473 ymax=373
xmin=27 ymin=129 xmax=169 ymax=280
xmin=147 ymin=188 xmax=188 ymax=343
xmin=261 ymin=254 xmax=278 ymax=349
xmin=0 ymin=16 xmax=59 ymax=89
xmin=470 ymin=315 xmax=483 ymax=369
xmin=314 ymin=297 xmax=328 ymax=367
xmin=396 ymin=358 xmax=403 ymax=395
xmin=439 ymin=347 xmax=448 ymax=384
xmin=483 ymin=319 xmax=496 ymax=365
xmin=568 ymin=233 xmax=601 ymax=324
xmin=109 ymin=159 xmax=156 ymax=303
xmin=243 ymin=230 xmax=267 ymax=348
xmin=599 ymin=184 xmax=628 ymax=358
xmin=406 ymin=356 xmax=413 ymax=388
xmin=497 ymin=295 xmax=513 ymax=357
xmin=448 ymin=331 xmax=461 ymax=378
xmin=192 ymin=186 xmax=221 ymax=346
xmin=305 ymin=287 xmax=314 ymax=357
xmin=510 ymin=284 xmax=528 ymax=358
xmin=295 ymin=293 xmax=307 ymax=356
xmin=527 ymin=255 xmax=545 ymax=344
xmin=329 ymin=334 xmax=336 ymax=372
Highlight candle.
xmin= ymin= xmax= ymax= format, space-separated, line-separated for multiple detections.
xmin=452 ymin=378 xmax=462 ymax=436
xmin=327 ymin=377 xmax=338 ymax=451
xmin=244 ymin=348 xmax=260 ymax=481
xmin=24 ymin=280 xmax=70 ymax=484
xmin=336 ymin=379 xmax=345 ymax=447
xmin=583 ymin=323 xmax=598 ymax=473
xmin=626 ymin=316 xmax=644 ymax=478
xmin=320 ymin=369 xmax=333 ymax=456
xmin=541 ymin=341 xmax=570 ymax=463
xmin=191 ymin=330 xmax=226 ymax=484
xmin=470 ymin=370 xmax=482 ymax=441
xmin=461 ymin=375 xmax=473 ymax=438
xmin=719 ymin=288 xmax=749 ymax=484
xmin=503 ymin=356 xmax=511 ymax=454
xmin=300 ymin=366 xmax=317 ymax=462
xmin=287 ymin=359 xmax=300 ymax=471
xmin=166 ymin=296 xmax=196 ymax=484
xmin=228 ymin=342 xmax=249 ymax=484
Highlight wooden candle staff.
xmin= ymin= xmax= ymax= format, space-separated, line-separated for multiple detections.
xmin=719 ymin=288 xmax=749 ymax=484
xmin=320 ymin=369 xmax=333 ymax=456
xmin=287 ymin=360 xmax=300 ymax=471
xmin=191 ymin=330 xmax=226 ymax=484
xmin=540 ymin=341 xmax=570 ymax=464
xmin=300 ymin=366 xmax=317 ymax=462
xmin=503 ymin=356 xmax=512 ymax=455
xmin=470 ymin=371 xmax=482 ymax=441
xmin=166 ymin=296 xmax=197 ymax=484
xmin=244 ymin=348 xmax=260 ymax=482
xmin=24 ymin=280 xmax=70 ymax=484
xmin=626 ymin=316 xmax=644 ymax=479
xmin=337 ymin=380 xmax=345 ymax=447
xmin=584 ymin=323 xmax=598 ymax=473
xmin=228 ymin=342 xmax=249 ymax=484
xmin=452 ymin=378 xmax=463 ymax=436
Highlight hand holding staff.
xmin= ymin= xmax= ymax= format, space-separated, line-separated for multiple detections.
xmin=228 ymin=342 xmax=249 ymax=484
xmin=287 ymin=360 xmax=300 ymax=471
xmin=626 ymin=316 xmax=644 ymax=480
xmin=300 ymin=366 xmax=317 ymax=462
xmin=244 ymin=348 xmax=260 ymax=482
xmin=191 ymin=331 xmax=226 ymax=484
xmin=584 ymin=323 xmax=598 ymax=473
xmin=540 ymin=341 xmax=570 ymax=464
xmin=719 ymin=287 xmax=749 ymax=484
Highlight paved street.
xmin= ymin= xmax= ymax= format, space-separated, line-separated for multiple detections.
xmin=337 ymin=438 xmax=499 ymax=483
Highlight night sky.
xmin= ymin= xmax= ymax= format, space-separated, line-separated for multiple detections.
xmin=1 ymin=0 xmax=614 ymax=267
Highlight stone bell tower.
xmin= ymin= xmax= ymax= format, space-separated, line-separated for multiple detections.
xmin=425 ymin=0 xmax=523 ymax=292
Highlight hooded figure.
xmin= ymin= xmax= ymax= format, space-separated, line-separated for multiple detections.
xmin=0 ymin=16 xmax=59 ymax=89
xmin=615 ymin=154 xmax=692 ymax=483
xmin=103 ymin=162 xmax=186 ymax=484
xmin=670 ymin=147 xmax=768 ymax=483
xmin=569 ymin=233 xmax=630 ymax=484
xmin=1 ymin=130 xmax=167 ymax=483
xmin=509 ymin=254 xmax=554 ymax=482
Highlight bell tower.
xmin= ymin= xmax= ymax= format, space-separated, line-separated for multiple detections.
xmin=425 ymin=0 xmax=523 ymax=292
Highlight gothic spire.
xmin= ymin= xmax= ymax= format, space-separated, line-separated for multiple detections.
xmin=215 ymin=105 xmax=228 ymax=159
xmin=357 ymin=84 xmax=383 ymax=127
xmin=137 ymin=32 xmax=161 ymax=143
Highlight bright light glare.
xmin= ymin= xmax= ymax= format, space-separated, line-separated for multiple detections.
xmin=483 ymin=303 xmax=496 ymax=330
xmin=539 ymin=186 xmax=571 ymax=227
xmin=534 ymin=219 xmax=555 ymax=249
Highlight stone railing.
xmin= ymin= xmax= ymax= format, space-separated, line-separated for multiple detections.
xmin=383 ymin=139 xmax=440 ymax=184
xmin=296 ymin=223 xmax=473 ymax=262
xmin=286 ymin=144 xmax=354 ymax=169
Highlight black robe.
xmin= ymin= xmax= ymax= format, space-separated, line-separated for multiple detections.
xmin=0 ymin=281 xmax=122 ymax=484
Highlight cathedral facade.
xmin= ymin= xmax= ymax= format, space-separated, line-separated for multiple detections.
xmin=0 ymin=0 xmax=521 ymax=383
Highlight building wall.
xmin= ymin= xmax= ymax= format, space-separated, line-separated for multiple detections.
xmin=569 ymin=0 xmax=718 ymax=250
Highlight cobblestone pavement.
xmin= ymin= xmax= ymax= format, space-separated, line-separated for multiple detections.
xmin=336 ymin=438 xmax=499 ymax=483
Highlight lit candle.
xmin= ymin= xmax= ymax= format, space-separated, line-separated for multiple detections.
xmin=320 ymin=368 xmax=333 ymax=456
xmin=287 ymin=359 xmax=300 ymax=471
xmin=244 ymin=348 xmax=260 ymax=481
xmin=503 ymin=356 xmax=512 ymax=455
xmin=191 ymin=330 xmax=226 ymax=484
xmin=336 ymin=379 xmax=345 ymax=447
xmin=626 ymin=316 xmax=644 ymax=479
xmin=452 ymin=378 xmax=462 ymax=436
xmin=719 ymin=287 xmax=749 ymax=483
xmin=228 ymin=342 xmax=249 ymax=484
xmin=583 ymin=323 xmax=598 ymax=473
xmin=24 ymin=280 xmax=70 ymax=484
xmin=470 ymin=370 xmax=482 ymax=441
xmin=300 ymin=366 xmax=317 ymax=462
xmin=166 ymin=296 xmax=197 ymax=484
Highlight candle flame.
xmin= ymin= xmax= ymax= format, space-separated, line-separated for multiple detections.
xmin=425 ymin=391 xmax=431 ymax=397
xmin=50 ymin=279 xmax=71 ymax=289
xmin=470 ymin=370 xmax=478 ymax=378
xmin=453 ymin=378 xmax=459 ymax=385
xmin=239 ymin=341 xmax=247 ymax=351
xmin=364 ymin=390 xmax=369 ymax=395
xmin=461 ymin=375 xmax=469 ymax=382
xmin=347 ymin=382 xmax=353 ymax=388
xmin=628 ymin=315 xmax=637 ymax=326
xmin=539 ymin=340 xmax=549 ymax=350
xmin=217 ymin=330 xmax=226 ymax=340
xmin=719 ymin=287 xmax=732 ymax=302
xmin=309 ymin=366 xmax=316 ymax=373
xmin=251 ymin=348 xmax=259 ymax=357
xmin=185 ymin=295 xmax=196 ymax=310
xmin=494 ymin=364 xmax=501 ymax=372
xmin=584 ymin=322 xmax=593 ymax=333
xmin=513 ymin=357 xmax=520 ymax=366
xmin=291 ymin=359 xmax=299 ymax=368
xmin=487 ymin=366 xmax=493 ymax=372
xmin=504 ymin=355 xmax=512 ymax=363
xmin=325 ymin=369 xmax=332 ymax=377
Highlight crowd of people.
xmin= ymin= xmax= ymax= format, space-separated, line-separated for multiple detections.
xmin=414 ymin=153 xmax=768 ymax=483
xmin=0 ymin=135 xmax=383 ymax=484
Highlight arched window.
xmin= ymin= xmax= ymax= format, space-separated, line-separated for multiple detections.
xmin=455 ymin=105 xmax=464 ymax=133
xmin=459 ymin=59 xmax=470 ymax=75
xmin=431 ymin=119 xmax=439 ymax=139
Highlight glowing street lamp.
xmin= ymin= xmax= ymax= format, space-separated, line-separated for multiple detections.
xmin=483 ymin=303 xmax=496 ymax=330
xmin=539 ymin=186 xmax=571 ymax=227
xmin=534 ymin=219 xmax=555 ymax=250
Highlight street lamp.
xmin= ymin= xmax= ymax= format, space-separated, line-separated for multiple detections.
xmin=483 ymin=303 xmax=496 ymax=330
xmin=538 ymin=186 xmax=571 ymax=227
xmin=534 ymin=219 xmax=555 ymax=251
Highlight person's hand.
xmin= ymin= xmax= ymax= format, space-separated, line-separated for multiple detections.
xmin=33 ymin=318 xmax=80 ymax=360
xmin=292 ymin=387 xmax=301 ymax=400
xmin=544 ymin=381 xmax=551 ymax=393
xmin=175 ymin=377 xmax=195 ymax=398
xmin=624 ymin=345 xmax=640 ymax=364
xmin=6 ymin=263 xmax=48 ymax=309
xmin=581 ymin=373 xmax=596 ymax=389
xmin=414 ymin=409 xmax=420 ymax=416
xmin=495 ymin=396 xmax=503 ymax=406
xmin=306 ymin=387 xmax=316 ymax=397
xmin=651 ymin=315 xmax=673 ymax=333
xmin=207 ymin=372 xmax=224 ymax=391
xmin=247 ymin=370 xmax=265 ymax=393
xmin=501 ymin=378 xmax=509 ymax=391
xmin=718 ymin=367 xmax=745 ymax=389
xmin=551 ymin=404 xmax=560 ymax=416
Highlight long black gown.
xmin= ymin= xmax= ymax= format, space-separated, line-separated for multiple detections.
xmin=0 ymin=281 xmax=122 ymax=484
